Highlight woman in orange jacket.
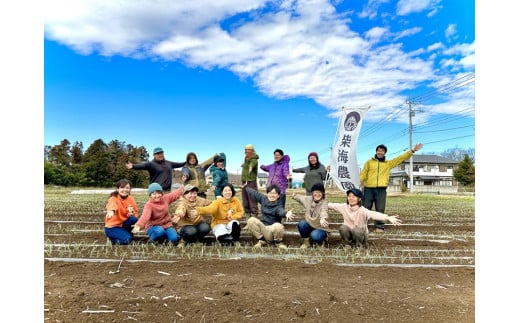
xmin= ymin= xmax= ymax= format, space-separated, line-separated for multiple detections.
xmin=104 ymin=179 xmax=140 ymax=245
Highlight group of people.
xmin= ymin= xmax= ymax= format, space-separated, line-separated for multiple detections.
xmin=106 ymin=142 xmax=423 ymax=248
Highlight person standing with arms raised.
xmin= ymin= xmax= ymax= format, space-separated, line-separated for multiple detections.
xmin=126 ymin=147 xmax=184 ymax=192
xmin=181 ymin=152 xmax=219 ymax=198
xmin=260 ymin=148 xmax=291 ymax=208
xmin=359 ymin=143 xmax=423 ymax=233
xmin=241 ymin=144 xmax=259 ymax=218
xmin=292 ymin=151 xmax=328 ymax=196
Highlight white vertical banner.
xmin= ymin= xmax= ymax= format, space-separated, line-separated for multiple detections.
xmin=329 ymin=106 xmax=369 ymax=192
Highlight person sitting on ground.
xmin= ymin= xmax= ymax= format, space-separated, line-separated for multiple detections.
xmin=291 ymin=183 xmax=330 ymax=249
xmin=193 ymin=183 xmax=244 ymax=246
xmin=244 ymin=184 xmax=295 ymax=249
xmin=327 ymin=188 xmax=402 ymax=248
xmin=172 ymin=184 xmax=212 ymax=248
xmin=131 ymin=183 xmax=183 ymax=245
xmin=104 ymin=179 xmax=140 ymax=245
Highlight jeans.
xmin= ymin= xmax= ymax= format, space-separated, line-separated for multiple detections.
xmin=297 ymin=220 xmax=327 ymax=244
xmin=179 ymin=222 xmax=211 ymax=243
xmin=147 ymin=225 xmax=179 ymax=243
xmin=362 ymin=187 xmax=387 ymax=229
xmin=105 ymin=216 xmax=138 ymax=245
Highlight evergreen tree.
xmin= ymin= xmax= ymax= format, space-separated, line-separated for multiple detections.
xmin=453 ymin=154 xmax=475 ymax=186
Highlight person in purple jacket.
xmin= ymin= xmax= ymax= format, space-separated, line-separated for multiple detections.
xmin=260 ymin=149 xmax=291 ymax=208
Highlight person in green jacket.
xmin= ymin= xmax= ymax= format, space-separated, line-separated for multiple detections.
xmin=241 ymin=144 xmax=259 ymax=218
xmin=359 ymin=143 xmax=422 ymax=232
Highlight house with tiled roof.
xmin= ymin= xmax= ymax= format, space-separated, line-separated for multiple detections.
xmin=388 ymin=154 xmax=460 ymax=193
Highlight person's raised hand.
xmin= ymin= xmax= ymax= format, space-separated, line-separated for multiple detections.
xmin=131 ymin=225 xmax=141 ymax=233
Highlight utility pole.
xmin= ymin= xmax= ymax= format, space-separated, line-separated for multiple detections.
xmin=406 ymin=99 xmax=415 ymax=192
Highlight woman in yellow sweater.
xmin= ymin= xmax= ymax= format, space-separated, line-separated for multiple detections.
xmin=194 ymin=184 xmax=244 ymax=246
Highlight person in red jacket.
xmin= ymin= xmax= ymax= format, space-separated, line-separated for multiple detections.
xmin=104 ymin=179 xmax=140 ymax=245
xmin=132 ymin=183 xmax=183 ymax=244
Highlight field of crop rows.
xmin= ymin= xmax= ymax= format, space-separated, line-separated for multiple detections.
xmin=44 ymin=187 xmax=475 ymax=267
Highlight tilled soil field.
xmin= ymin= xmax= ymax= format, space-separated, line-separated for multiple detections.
xmin=44 ymin=187 xmax=475 ymax=322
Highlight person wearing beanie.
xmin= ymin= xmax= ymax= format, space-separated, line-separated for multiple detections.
xmin=328 ymin=188 xmax=402 ymax=248
xmin=131 ymin=183 xmax=184 ymax=245
xmin=291 ymin=182 xmax=330 ymax=249
xmin=172 ymin=184 xmax=213 ymax=248
xmin=181 ymin=152 xmax=219 ymax=198
xmin=209 ymin=153 xmax=228 ymax=198
xmin=292 ymin=152 xmax=328 ymax=196
xmin=359 ymin=143 xmax=423 ymax=232
xmin=125 ymin=147 xmax=185 ymax=192
xmin=260 ymin=149 xmax=292 ymax=208
xmin=241 ymin=144 xmax=260 ymax=217
xmin=104 ymin=179 xmax=140 ymax=245
xmin=193 ymin=184 xmax=244 ymax=247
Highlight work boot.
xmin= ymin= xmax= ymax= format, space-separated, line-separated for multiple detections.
xmin=300 ymin=238 xmax=310 ymax=249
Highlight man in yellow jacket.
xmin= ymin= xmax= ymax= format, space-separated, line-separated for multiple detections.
xmin=359 ymin=143 xmax=423 ymax=232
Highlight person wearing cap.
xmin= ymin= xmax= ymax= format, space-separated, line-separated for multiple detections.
xmin=244 ymin=184 xmax=295 ymax=249
xmin=180 ymin=152 xmax=219 ymax=198
xmin=193 ymin=184 xmax=244 ymax=247
xmin=209 ymin=152 xmax=228 ymax=198
xmin=172 ymin=184 xmax=213 ymax=248
xmin=131 ymin=183 xmax=184 ymax=244
xmin=260 ymin=149 xmax=291 ymax=208
xmin=241 ymin=144 xmax=260 ymax=217
xmin=125 ymin=147 xmax=185 ymax=192
xmin=291 ymin=183 xmax=330 ymax=249
xmin=292 ymin=152 xmax=329 ymax=196
xmin=359 ymin=143 xmax=423 ymax=233
xmin=104 ymin=179 xmax=140 ymax=245
xmin=328 ymin=188 xmax=402 ymax=248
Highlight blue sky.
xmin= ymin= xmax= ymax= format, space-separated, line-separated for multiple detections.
xmin=4 ymin=2 xmax=520 ymax=319
xmin=43 ymin=0 xmax=475 ymax=178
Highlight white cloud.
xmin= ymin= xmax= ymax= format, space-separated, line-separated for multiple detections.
xmin=44 ymin=0 xmax=473 ymax=122
xmin=445 ymin=24 xmax=457 ymax=41
xmin=396 ymin=0 xmax=440 ymax=16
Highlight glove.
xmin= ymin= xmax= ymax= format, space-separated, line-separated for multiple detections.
xmin=320 ymin=217 xmax=329 ymax=228
xmin=131 ymin=225 xmax=141 ymax=234
xmin=106 ymin=210 xmax=114 ymax=218
xmin=285 ymin=210 xmax=295 ymax=221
